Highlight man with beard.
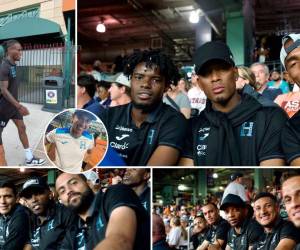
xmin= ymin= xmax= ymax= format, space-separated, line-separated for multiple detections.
xmin=253 ymin=192 xmax=298 ymax=250
xmin=0 ymin=181 xmax=30 ymax=250
xmin=197 ymin=203 xmax=230 ymax=250
xmin=123 ymin=168 xmax=150 ymax=213
xmin=180 ymin=41 xmax=287 ymax=166
xmin=45 ymin=109 xmax=95 ymax=172
xmin=56 ymin=172 xmax=150 ymax=250
xmin=19 ymin=176 xmax=77 ymax=250
xmin=220 ymin=194 xmax=263 ymax=250
xmin=280 ymin=33 xmax=300 ymax=165
xmin=191 ymin=215 xmax=208 ymax=249
xmin=282 ymin=175 xmax=300 ymax=249
xmin=100 ymin=49 xmax=187 ymax=166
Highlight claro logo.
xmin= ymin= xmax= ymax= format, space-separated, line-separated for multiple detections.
xmin=110 ymin=141 xmax=129 ymax=150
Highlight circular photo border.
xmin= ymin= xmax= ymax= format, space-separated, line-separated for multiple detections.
xmin=43 ymin=108 xmax=109 ymax=173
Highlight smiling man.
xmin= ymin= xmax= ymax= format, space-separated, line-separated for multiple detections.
xmin=253 ymin=192 xmax=298 ymax=250
xmin=56 ymin=172 xmax=150 ymax=250
xmin=0 ymin=181 xmax=30 ymax=250
xmin=20 ymin=177 xmax=77 ymax=250
xmin=100 ymin=49 xmax=187 ymax=166
xmin=45 ymin=109 xmax=95 ymax=172
xmin=180 ymin=41 xmax=287 ymax=166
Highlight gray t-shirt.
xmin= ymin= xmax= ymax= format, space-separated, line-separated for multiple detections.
xmin=163 ymin=92 xmax=191 ymax=111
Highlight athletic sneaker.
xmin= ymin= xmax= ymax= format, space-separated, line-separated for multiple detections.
xmin=26 ymin=157 xmax=46 ymax=166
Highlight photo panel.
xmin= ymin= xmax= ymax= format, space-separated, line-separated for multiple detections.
xmin=0 ymin=167 xmax=151 ymax=249
xmin=153 ymin=168 xmax=300 ymax=250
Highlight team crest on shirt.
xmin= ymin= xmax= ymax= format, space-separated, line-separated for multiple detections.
xmin=240 ymin=122 xmax=254 ymax=137
xmin=147 ymin=129 xmax=156 ymax=145
xmin=197 ymin=127 xmax=210 ymax=156
xmin=10 ymin=66 xmax=16 ymax=78
xmin=79 ymin=141 xmax=87 ymax=149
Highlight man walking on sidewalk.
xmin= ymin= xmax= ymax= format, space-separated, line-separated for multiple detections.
xmin=0 ymin=39 xmax=45 ymax=166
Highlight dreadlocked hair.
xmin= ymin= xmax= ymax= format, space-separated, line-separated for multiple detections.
xmin=124 ymin=49 xmax=180 ymax=88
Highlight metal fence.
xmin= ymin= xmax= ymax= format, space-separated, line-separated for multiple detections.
xmin=17 ymin=43 xmax=75 ymax=108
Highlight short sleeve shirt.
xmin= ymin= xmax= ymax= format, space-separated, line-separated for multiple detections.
xmin=30 ymin=202 xmax=77 ymax=250
xmin=0 ymin=59 xmax=19 ymax=120
xmin=182 ymin=94 xmax=287 ymax=166
xmin=100 ymin=102 xmax=187 ymax=165
xmin=46 ymin=127 xmax=94 ymax=172
xmin=205 ymin=217 xmax=230 ymax=247
xmin=252 ymin=218 xmax=299 ymax=250
xmin=281 ymin=110 xmax=300 ymax=164
xmin=61 ymin=184 xmax=150 ymax=250
xmin=227 ymin=218 xmax=264 ymax=250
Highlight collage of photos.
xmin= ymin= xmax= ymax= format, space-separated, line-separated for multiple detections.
xmin=0 ymin=0 xmax=300 ymax=249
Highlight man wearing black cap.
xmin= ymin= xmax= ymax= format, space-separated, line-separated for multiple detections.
xmin=197 ymin=203 xmax=230 ymax=250
xmin=253 ymin=192 xmax=298 ymax=250
xmin=222 ymin=173 xmax=247 ymax=203
xmin=280 ymin=33 xmax=300 ymax=165
xmin=180 ymin=41 xmax=287 ymax=166
xmin=56 ymin=172 xmax=150 ymax=250
xmin=45 ymin=109 xmax=95 ymax=172
xmin=0 ymin=181 xmax=30 ymax=250
xmin=220 ymin=194 xmax=263 ymax=250
xmin=19 ymin=176 xmax=77 ymax=250
xmin=77 ymin=74 xmax=105 ymax=117
xmin=100 ymin=49 xmax=187 ymax=166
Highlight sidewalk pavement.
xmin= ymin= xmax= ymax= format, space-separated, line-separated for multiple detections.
xmin=2 ymin=103 xmax=55 ymax=166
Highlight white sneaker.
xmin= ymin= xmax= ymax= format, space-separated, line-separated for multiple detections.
xmin=26 ymin=157 xmax=46 ymax=166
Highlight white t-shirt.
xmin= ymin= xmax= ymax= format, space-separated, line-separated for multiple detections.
xmin=187 ymin=86 xmax=207 ymax=113
xmin=168 ymin=227 xmax=182 ymax=249
xmin=46 ymin=127 xmax=94 ymax=173
xmin=222 ymin=182 xmax=248 ymax=202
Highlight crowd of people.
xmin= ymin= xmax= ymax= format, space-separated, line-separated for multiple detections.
xmin=77 ymin=33 xmax=300 ymax=166
xmin=0 ymin=168 xmax=150 ymax=250
xmin=153 ymin=172 xmax=300 ymax=250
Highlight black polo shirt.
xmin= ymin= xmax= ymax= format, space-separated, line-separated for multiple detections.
xmin=139 ymin=185 xmax=150 ymax=214
xmin=227 ymin=217 xmax=264 ymax=250
xmin=0 ymin=204 xmax=30 ymax=250
xmin=204 ymin=217 xmax=230 ymax=248
xmin=61 ymin=184 xmax=150 ymax=250
xmin=253 ymin=218 xmax=299 ymax=250
xmin=100 ymin=102 xmax=187 ymax=165
xmin=191 ymin=230 xmax=207 ymax=249
xmin=182 ymin=93 xmax=287 ymax=166
xmin=30 ymin=202 xmax=77 ymax=250
xmin=0 ymin=59 xmax=20 ymax=125
xmin=281 ymin=110 xmax=300 ymax=164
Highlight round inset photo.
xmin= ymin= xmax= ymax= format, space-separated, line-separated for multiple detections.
xmin=43 ymin=108 xmax=108 ymax=173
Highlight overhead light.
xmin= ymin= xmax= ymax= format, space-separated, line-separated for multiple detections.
xmin=212 ymin=173 xmax=218 ymax=179
xmin=189 ymin=10 xmax=200 ymax=24
xmin=96 ymin=23 xmax=106 ymax=33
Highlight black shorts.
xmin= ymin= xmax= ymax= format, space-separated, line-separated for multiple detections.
xmin=0 ymin=108 xmax=23 ymax=128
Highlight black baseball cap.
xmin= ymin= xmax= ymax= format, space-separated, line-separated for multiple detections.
xmin=220 ymin=194 xmax=246 ymax=210
xmin=230 ymin=172 xmax=243 ymax=182
xmin=19 ymin=177 xmax=50 ymax=198
xmin=193 ymin=41 xmax=235 ymax=74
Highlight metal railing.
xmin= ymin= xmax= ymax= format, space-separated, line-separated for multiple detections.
xmin=17 ymin=43 xmax=75 ymax=108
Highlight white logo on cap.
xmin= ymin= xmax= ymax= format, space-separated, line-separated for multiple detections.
xmin=23 ymin=179 xmax=39 ymax=189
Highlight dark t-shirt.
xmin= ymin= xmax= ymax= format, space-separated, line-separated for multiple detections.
xmin=0 ymin=204 xmax=30 ymax=250
xmin=262 ymin=87 xmax=282 ymax=101
xmin=139 ymin=185 xmax=150 ymax=214
xmin=153 ymin=239 xmax=172 ymax=250
xmin=61 ymin=184 xmax=150 ymax=250
xmin=30 ymin=202 xmax=77 ymax=250
xmin=190 ymin=230 xmax=207 ymax=249
xmin=253 ymin=218 xmax=299 ymax=250
xmin=100 ymin=102 xmax=187 ymax=165
xmin=227 ymin=218 xmax=264 ymax=250
xmin=281 ymin=109 xmax=300 ymax=164
xmin=205 ymin=217 xmax=230 ymax=248
xmin=182 ymin=94 xmax=287 ymax=166
xmin=0 ymin=58 xmax=19 ymax=121
xmin=83 ymin=98 xmax=105 ymax=117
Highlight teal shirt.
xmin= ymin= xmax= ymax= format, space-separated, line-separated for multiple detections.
xmin=267 ymin=80 xmax=290 ymax=94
